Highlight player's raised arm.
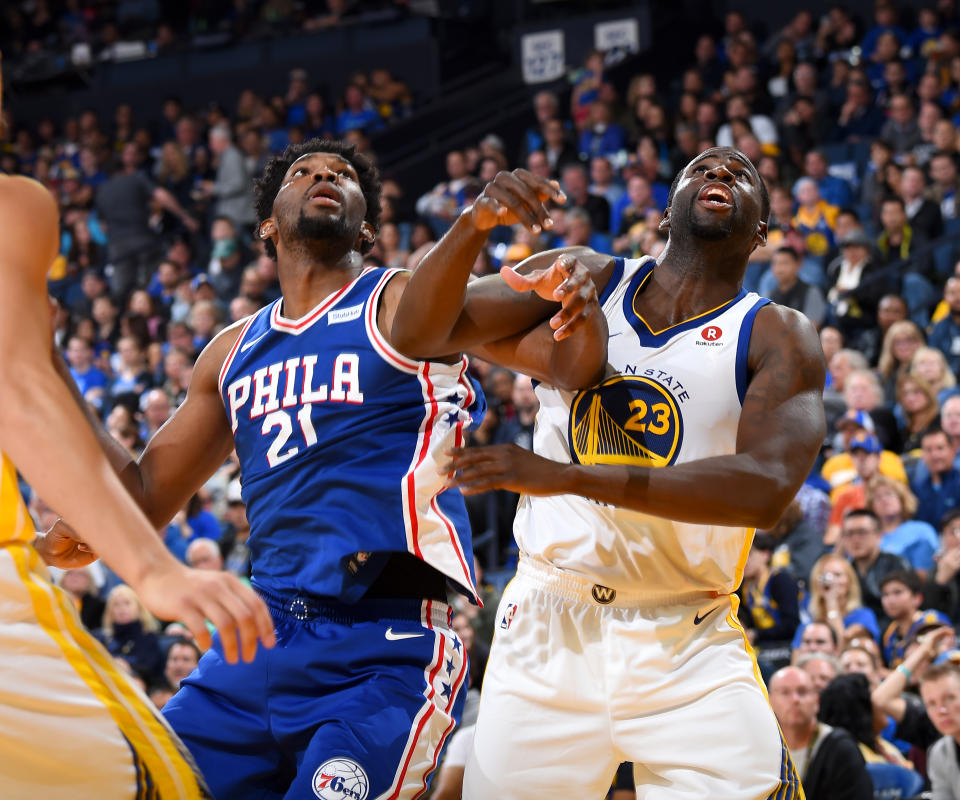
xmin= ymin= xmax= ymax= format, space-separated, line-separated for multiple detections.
xmin=388 ymin=169 xmax=613 ymax=388
xmin=449 ymin=305 xmax=826 ymax=529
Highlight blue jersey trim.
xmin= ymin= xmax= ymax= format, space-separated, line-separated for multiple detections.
xmin=735 ymin=297 xmax=771 ymax=405
xmin=597 ymin=257 xmax=625 ymax=308
xmin=622 ymin=260 xmax=748 ymax=347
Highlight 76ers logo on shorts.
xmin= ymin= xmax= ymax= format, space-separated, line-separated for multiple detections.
xmin=569 ymin=375 xmax=683 ymax=468
xmin=312 ymin=759 xmax=369 ymax=800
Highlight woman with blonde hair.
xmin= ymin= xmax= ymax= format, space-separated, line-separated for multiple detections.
xmin=877 ymin=320 xmax=925 ymax=404
xmin=895 ymin=372 xmax=940 ymax=453
xmin=909 ymin=346 xmax=959 ymax=407
xmin=792 ymin=553 xmax=881 ymax=649
xmin=97 ymin=583 xmax=164 ymax=683
xmin=866 ymin=475 xmax=939 ymax=575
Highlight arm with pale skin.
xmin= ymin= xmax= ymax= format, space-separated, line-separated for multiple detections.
xmin=389 ymin=169 xmax=613 ymax=390
xmin=871 ymin=627 xmax=954 ymax=723
xmin=0 ymin=175 xmax=273 ymax=662
xmin=448 ymin=305 xmax=827 ymax=530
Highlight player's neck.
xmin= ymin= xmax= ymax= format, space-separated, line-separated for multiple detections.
xmin=276 ymin=245 xmax=365 ymax=320
xmin=639 ymin=246 xmax=744 ymax=327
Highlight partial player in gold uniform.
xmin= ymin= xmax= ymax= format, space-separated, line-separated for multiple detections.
xmin=0 ymin=53 xmax=275 ymax=799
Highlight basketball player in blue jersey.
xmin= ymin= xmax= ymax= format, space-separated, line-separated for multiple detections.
xmin=396 ymin=147 xmax=827 ymax=799
xmin=56 ymin=138 xmax=608 ymax=799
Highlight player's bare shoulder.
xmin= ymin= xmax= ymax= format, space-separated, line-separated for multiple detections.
xmin=744 ymin=303 xmax=827 ymax=415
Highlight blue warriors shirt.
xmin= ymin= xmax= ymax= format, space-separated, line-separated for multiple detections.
xmin=218 ymin=267 xmax=483 ymax=603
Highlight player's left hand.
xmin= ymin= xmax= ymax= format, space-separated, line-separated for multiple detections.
xmin=501 ymin=253 xmax=600 ymax=340
xmin=445 ymin=444 xmax=568 ymax=496
xmin=34 ymin=518 xmax=98 ymax=569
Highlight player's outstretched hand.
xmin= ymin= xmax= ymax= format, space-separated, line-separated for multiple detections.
xmin=501 ymin=253 xmax=599 ymax=340
xmin=35 ymin=518 xmax=98 ymax=569
xmin=469 ymin=168 xmax=566 ymax=233
xmin=446 ymin=444 xmax=568 ymax=496
xmin=136 ymin=563 xmax=276 ymax=664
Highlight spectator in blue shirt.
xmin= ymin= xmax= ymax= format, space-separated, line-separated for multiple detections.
xmin=65 ymin=334 xmax=108 ymax=411
xmin=911 ymin=427 xmax=960 ymax=530
xmin=803 ymin=149 xmax=853 ymax=208
xmin=929 ymin=277 xmax=960 ymax=375
xmin=577 ymin=100 xmax=627 ymax=160
xmin=335 ymin=84 xmax=382 ymax=137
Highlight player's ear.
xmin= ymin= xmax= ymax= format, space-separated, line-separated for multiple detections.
xmin=358 ymin=222 xmax=375 ymax=245
xmin=751 ymin=220 xmax=768 ymax=253
xmin=659 ymin=208 xmax=671 ymax=232
xmin=259 ymin=218 xmax=277 ymax=241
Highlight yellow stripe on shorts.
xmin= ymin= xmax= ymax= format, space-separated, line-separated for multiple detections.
xmin=10 ymin=542 xmax=208 ymax=799
xmin=725 ymin=594 xmax=805 ymax=800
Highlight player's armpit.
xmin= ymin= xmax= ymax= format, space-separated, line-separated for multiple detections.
xmin=133 ymin=324 xmax=243 ymax=528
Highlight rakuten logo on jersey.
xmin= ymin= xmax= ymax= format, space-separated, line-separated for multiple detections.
xmin=696 ymin=326 xmax=723 ymax=347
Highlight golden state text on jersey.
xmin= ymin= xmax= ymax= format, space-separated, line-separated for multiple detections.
xmin=218 ymin=267 xmax=485 ymax=603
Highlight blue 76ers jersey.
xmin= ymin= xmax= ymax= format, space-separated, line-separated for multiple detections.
xmin=218 ymin=267 xmax=484 ymax=603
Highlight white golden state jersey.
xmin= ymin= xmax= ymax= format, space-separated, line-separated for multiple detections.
xmin=515 ymin=255 xmax=771 ymax=600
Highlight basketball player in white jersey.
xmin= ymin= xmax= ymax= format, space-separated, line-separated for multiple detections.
xmin=396 ymin=147 xmax=825 ymax=798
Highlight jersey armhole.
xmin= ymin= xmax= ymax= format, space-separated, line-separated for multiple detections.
xmin=735 ymin=297 xmax=772 ymax=405
xmin=366 ymin=268 xmax=422 ymax=374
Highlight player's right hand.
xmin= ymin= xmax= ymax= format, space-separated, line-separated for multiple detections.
xmin=135 ymin=563 xmax=276 ymax=664
xmin=468 ymin=168 xmax=566 ymax=233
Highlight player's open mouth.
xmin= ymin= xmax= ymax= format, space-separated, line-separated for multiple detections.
xmin=697 ymin=184 xmax=734 ymax=209
xmin=307 ymin=184 xmax=342 ymax=207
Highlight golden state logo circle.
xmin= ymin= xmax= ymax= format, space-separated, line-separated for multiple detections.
xmin=569 ymin=375 xmax=683 ymax=467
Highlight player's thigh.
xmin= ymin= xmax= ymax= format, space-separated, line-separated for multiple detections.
xmin=0 ymin=546 xmax=207 ymax=799
xmin=613 ymin=609 xmax=798 ymax=800
xmin=463 ymin=586 xmax=615 ymax=800
xmin=283 ymin=621 xmax=468 ymax=800
xmin=164 ymin=640 xmax=282 ymax=800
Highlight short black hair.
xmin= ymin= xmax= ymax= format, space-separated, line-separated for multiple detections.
xmin=879 ymin=568 xmax=923 ymax=594
xmin=667 ymin=148 xmax=770 ymax=222
xmin=843 ymin=507 xmax=881 ymax=530
xmin=774 ymin=245 xmax=800 ymax=261
xmin=254 ymin=138 xmax=381 ymax=260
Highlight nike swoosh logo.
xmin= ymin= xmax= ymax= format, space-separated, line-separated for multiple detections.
xmin=240 ymin=330 xmax=269 ymax=353
xmin=385 ymin=627 xmax=425 ymax=641
xmin=693 ymin=606 xmax=720 ymax=626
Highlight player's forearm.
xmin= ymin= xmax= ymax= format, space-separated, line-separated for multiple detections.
xmin=0 ymin=369 xmax=173 ymax=587
xmin=563 ymin=453 xmax=798 ymax=529
xmin=547 ymin=304 xmax=608 ymax=390
xmin=391 ymin=212 xmax=489 ymax=357
xmin=52 ymin=350 xmax=146 ymax=502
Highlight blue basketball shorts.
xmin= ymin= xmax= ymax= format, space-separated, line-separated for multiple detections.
xmin=162 ymin=586 xmax=468 ymax=800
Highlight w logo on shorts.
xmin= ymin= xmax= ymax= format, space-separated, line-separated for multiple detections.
xmin=500 ymin=603 xmax=519 ymax=630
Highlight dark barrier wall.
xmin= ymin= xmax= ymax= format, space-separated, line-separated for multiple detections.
xmin=9 ymin=18 xmax=438 ymax=128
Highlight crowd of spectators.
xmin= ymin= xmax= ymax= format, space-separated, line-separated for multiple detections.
xmin=8 ymin=1 xmax=960 ymax=797
xmin=1 ymin=0 xmax=415 ymax=77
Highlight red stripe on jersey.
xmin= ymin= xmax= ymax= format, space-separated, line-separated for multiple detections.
xmin=218 ymin=314 xmax=259 ymax=395
xmin=271 ymin=268 xmax=371 ymax=332
xmin=404 ymin=363 xmax=439 ymax=558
